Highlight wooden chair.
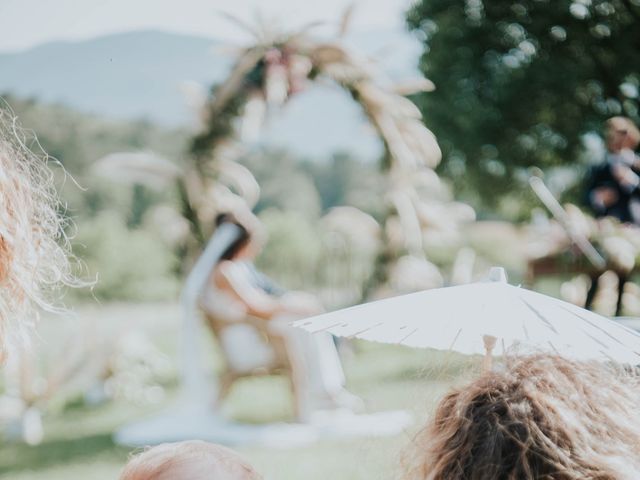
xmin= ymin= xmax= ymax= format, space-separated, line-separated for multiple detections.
xmin=200 ymin=308 xmax=301 ymax=417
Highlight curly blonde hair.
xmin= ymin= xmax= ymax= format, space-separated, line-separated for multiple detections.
xmin=0 ymin=101 xmax=77 ymax=359
xmin=404 ymin=354 xmax=640 ymax=480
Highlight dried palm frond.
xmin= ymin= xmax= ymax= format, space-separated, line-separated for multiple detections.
xmin=251 ymin=10 xmax=280 ymax=44
xmin=217 ymin=159 xmax=261 ymax=208
xmin=321 ymin=206 xmax=381 ymax=248
xmin=397 ymin=119 xmax=441 ymax=168
xmin=148 ymin=205 xmax=191 ymax=246
xmin=214 ymin=141 xmax=246 ymax=164
xmin=239 ymin=92 xmax=267 ymax=142
xmin=601 ymin=236 xmax=636 ymax=273
xmin=357 ymin=83 xmax=422 ymax=119
xmin=209 ymin=48 xmax=264 ymax=116
xmin=290 ymin=20 xmax=327 ymax=43
xmin=389 ymin=255 xmax=444 ymax=293
xmin=390 ymin=95 xmax=424 ymax=119
xmin=422 ymin=227 xmax=463 ymax=249
xmin=370 ymin=111 xmax=419 ymax=169
xmin=385 ymin=215 xmax=407 ymax=251
xmin=311 ymin=43 xmax=351 ymax=67
xmin=210 ymin=43 xmax=247 ymax=57
xmin=322 ymin=62 xmax=369 ymax=84
xmin=388 ymin=190 xmax=424 ymax=257
xmin=411 ymin=168 xmax=446 ymax=197
xmin=414 ymin=200 xmax=452 ymax=230
xmin=564 ymin=203 xmax=596 ymax=239
xmin=450 ymin=247 xmax=476 ymax=285
xmin=264 ymin=62 xmax=290 ymax=106
xmin=179 ymin=81 xmax=208 ymax=127
xmin=392 ymin=78 xmax=436 ymax=95
xmin=315 ymin=49 xmax=378 ymax=84
xmin=354 ymin=82 xmax=388 ymax=111
xmin=447 ymin=202 xmax=476 ymax=223
xmin=338 ymin=3 xmax=356 ymax=37
xmin=218 ymin=11 xmax=262 ymax=39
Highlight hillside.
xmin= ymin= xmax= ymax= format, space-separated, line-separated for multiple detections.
xmin=0 ymin=29 xmax=420 ymax=158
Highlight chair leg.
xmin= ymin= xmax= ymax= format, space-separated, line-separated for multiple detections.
xmin=616 ymin=273 xmax=628 ymax=317
xmin=285 ymin=367 xmax=303 ymax=421
xmin=585 ymin=273 xmax=600 ymax=311
xmin=523 ymin=265 xmax=535 ymax=289
xmin=215 ymin=371 xmax=236 ymax=408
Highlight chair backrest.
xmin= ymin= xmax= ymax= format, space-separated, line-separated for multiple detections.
xmin=199 ymin=306 xmax=290 ymax=374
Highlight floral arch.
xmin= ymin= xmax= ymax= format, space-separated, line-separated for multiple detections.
xmin=177 ymin=15 xmax=475 ymax=296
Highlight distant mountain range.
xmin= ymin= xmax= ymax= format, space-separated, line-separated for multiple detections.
xmin=0 ymin=30 xmax=423 ymax=158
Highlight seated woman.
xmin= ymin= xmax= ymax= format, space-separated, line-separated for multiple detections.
xmin=200 ymin=213 xmax=360 ymax=421
xmin=404 ymin=354 xmax=640 ymax=479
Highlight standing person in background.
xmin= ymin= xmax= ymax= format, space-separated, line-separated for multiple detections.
xmin=0 ymin=102 xmax=76 ymax=361
xmin=586 ymin=116 xmax=640 ymax=224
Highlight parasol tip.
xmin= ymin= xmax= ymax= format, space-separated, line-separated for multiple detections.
xmin=486 ymin=267 xmax=508 ymax=283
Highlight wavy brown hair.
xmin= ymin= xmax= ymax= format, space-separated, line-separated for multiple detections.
xmin=0 ymin=101 xmax=78 ymax=359
xmin=404 ymin=354 xmax=640 ymax=480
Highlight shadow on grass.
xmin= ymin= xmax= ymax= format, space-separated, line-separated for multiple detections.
xmin=348 ymin=343 xmax=478 ymax=386
xmin=0 ymin=432 xmax=128 ymax=475
xmin=377 ymin=356 xmax=478 ymax=383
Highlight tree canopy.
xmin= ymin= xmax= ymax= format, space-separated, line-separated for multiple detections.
xmin=407 ymin=0 xmax=640 ymax=213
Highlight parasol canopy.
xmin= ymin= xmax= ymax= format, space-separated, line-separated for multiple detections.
xmin=294 ymin=268 xmax=640 ymax=365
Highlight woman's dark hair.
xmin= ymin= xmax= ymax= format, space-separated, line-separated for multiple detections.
xmin=215 ymin=213 xmax=251 ymax=261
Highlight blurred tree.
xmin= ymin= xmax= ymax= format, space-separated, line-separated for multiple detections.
xmin=302 ymin=152 xmax=386 ymax=217
xmin=256 ymin=209 xmax=323 ymax=289
xmin=4 ymin=94 xmax=186 ymax=226
xmin=240 ymin=150 xmax=323 ymax=218
xmin=407 ymin=0 xmax=640 ymax=212
xmin=72 ymin=212 xmax=179 ymax=301
xmin=3 ymin=95 xmax=187 ymax=301
xmin=3 ymin=94 xmax=188 ymax=176
xmin=240 ymin=149 xmax=385 ymax=219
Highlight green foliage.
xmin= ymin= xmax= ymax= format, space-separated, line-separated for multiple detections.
xmin=189 ymin=84 xmax=249 ymax=170
xmin=256 ymin=209 xmax=323 ymax=289
xmin=72 ymin=212 xmax=179 ymax=301
xmin=4 ymin=94 xmax=188 ymax=175
xmin=5 ymin=94 xmax=187 ymax=223
xmin=302 ymin=152 xmax=386 ymax=218
xmin=407 ymin=0 xmax=640 ymax=214
xmin=3 ymin=95 xmax=186 ymax=301
xmin=241 ymin=149 xmax=385 ymax=219
xmin=241 ymin=150 xmax=324 ymax=217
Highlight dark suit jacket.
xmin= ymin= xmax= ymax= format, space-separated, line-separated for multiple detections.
xmin=585 ymin=159 xmax=638 ymax=223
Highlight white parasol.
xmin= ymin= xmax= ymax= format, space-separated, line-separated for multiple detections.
xmin=294 ymin=268 xmax=640 ymax=367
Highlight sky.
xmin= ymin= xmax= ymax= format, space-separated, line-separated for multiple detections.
xmin=0 ymin=0 xmax=415 ymax=52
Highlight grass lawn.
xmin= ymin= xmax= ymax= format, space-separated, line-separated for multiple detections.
xmin=0 ymin=303 xmax=478 ymax=480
